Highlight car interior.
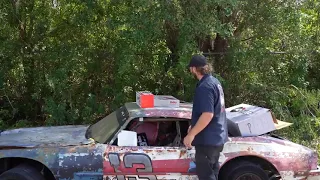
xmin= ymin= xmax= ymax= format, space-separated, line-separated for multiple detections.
xmin=112 ymin=117 xmax=190 ymax=147
xmin=112 ymin=117 xmax=235 ymax=147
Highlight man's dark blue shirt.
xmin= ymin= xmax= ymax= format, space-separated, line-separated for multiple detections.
xmin=191 ymin=74 xmax=228 ymax=146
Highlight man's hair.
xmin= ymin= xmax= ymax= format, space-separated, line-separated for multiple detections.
xmin=195 ymin=63 xmax=213 ymax=75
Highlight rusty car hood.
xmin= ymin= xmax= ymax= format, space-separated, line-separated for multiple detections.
xmin=0 ymin=125 xmax=93 ymax=148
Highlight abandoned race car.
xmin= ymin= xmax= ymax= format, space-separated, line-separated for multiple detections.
xmin=0 ymin=102 xmax=320 ymax=180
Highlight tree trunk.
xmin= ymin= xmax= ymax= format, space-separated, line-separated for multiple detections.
xmin=213 ymin=34 xmax=228 ymax=77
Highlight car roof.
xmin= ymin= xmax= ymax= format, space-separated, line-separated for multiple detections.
xmin=124 ymin=102 xmax=193 ymax=120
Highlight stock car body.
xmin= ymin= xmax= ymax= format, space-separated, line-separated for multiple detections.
xmin=0 ymin=102 xmax=319 ymax=180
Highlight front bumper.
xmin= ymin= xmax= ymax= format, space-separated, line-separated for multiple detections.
xmin=307 ymin=165 xmax=320 ymax=180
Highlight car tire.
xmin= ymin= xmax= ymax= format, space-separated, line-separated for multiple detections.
xmin=219 ymin=160 xmax=269 ymax=180
xmin=0 ymin=164 xmax=45 ymax=180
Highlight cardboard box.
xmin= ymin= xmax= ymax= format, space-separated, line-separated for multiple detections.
xmin=226 ymin=104 xmax=276 ymax=137
xmin=154 ymin=95 xmax=180 ymax=108
xmin=136 ymin=91 xmax=154 ymax=108
xmin=274 ymin=119 xmax=293 ymax=130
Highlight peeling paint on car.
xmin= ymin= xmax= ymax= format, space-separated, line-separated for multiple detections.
xmin=0 ymin=125 xmax=92 ymax=148
xmin=102 ymin=137 xmax=319 ymax=180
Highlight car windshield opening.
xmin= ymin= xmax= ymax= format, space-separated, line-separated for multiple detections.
xmin=85 ymin=105 xmax=129 ymax=144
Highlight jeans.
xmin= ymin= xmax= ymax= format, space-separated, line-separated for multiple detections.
xmin=195 ymin=145 xmax=224 ymax=180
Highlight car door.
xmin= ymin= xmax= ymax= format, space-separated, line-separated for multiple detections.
xmin=104 ymin=145 xmax=198 ymax=179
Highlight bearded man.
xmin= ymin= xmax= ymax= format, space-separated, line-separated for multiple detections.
xmin=184 ymin=54 xmax=228 ymax=180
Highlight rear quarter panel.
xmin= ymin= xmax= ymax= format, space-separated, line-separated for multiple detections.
xmin=223 ymin=136 xmax=317 ymax=180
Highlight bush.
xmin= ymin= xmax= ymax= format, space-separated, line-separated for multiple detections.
xmin=269 ymin=87 xmax=320 ymax=154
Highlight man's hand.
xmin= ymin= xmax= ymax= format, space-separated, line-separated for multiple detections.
xmin=183 ymin=134 xmax=195 ymax=148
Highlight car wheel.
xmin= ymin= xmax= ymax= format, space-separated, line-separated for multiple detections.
xmin=0 ymin=164 xmax=45 ymax=180
xmin=219 ymin=160 xmax=269 ymax=180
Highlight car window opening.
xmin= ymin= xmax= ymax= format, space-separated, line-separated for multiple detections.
xmin=85 ymin=105 xmax=130 ymax=144
xmin=113 ymin=118 xmax=190 ymax=147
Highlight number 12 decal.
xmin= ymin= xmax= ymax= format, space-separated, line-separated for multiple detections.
xmin=108 ymin=153 xmax=157 ymax=180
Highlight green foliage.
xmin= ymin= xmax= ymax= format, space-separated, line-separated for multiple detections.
xmin=268 ymin=87 xmax=320 ymax=153
xmin=0 ymin=0 xmax=320 ymax=155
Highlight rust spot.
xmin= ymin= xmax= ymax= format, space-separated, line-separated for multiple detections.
xmin=294 ymin=171 xmax=309 ymax=177
xmin=180 ymin=150 xmax=186 ymax=158
xmin=247 ymin=147 xmax=254 ymax=152
xmin=42 ymin=147 xmax=57 ymax=154
xmin=144 ymin=150 xmax=153 ymax=153
xmin=167 ymin=149 xmax=176 ymax=152
xmin=89 ymin=143 xmax=96 ymax=148
xmin=67 ymin=147 xmax=77 ymax=153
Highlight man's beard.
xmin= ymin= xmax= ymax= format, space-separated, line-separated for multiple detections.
xmin=192 ymin=73 xmax=197 ymax=79
xmin=193 ymin=74 xmax=198 ymax=79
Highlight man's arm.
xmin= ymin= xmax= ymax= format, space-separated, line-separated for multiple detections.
xmin=188 ymin=112 xmax=213 ymax=137
xmin=188 ymin=87 xmax=215 ymax=137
